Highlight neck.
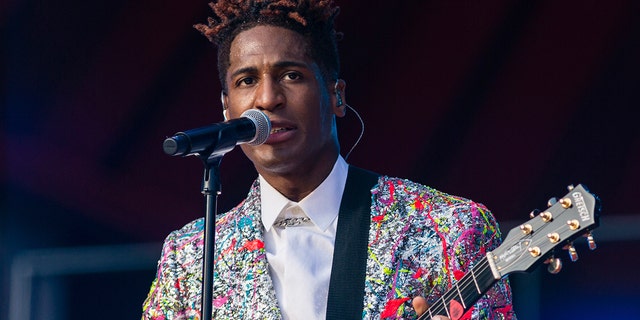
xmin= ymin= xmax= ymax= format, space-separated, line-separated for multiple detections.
xmin=260 ymin=152 xmax=339 ymax=202
xmin=417 ymin=256 xmax=497 ymax=319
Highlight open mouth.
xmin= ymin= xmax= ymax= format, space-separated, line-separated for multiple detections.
xmin=270 ymin=127 xmax=294 ymax=134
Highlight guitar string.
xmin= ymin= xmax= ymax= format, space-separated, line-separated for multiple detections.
xmin=424 ymin=259 xmax=488 ymax=317
xmin=422 ymin=205 xmax=579 ymax=318
xmin=451 ymin=208 xmax=570 ymax=317
xmin=455 ymin=259 xmax=492 ymax=313
xmin=420 ymin=257 xmax=492 ymax=318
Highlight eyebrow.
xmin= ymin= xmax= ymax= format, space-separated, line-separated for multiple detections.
xmin=229 ymin=60 xmax=312 ymax=79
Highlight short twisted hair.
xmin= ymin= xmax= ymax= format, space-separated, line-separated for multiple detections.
xmin=194 ymin=0 xmax=342 ymax=90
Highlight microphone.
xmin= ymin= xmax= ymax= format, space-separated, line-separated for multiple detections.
xmin=163 ymin=109 xmax=271 ymax=157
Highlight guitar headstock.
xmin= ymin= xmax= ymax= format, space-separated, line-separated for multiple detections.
xmin=490 ymin=184 xmax=601 ymax=276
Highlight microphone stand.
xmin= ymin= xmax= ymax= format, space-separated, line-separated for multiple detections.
xmin=164 ymin=109 xmax=270 ymax=320
xmin=198 ymin=153 xmax=222 ymax=320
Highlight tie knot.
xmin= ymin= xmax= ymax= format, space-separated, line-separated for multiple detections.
xmin=273 ymin=203 xmax=312 ymax=228
xmin=273 ymin=216 xmax=312 ymax=228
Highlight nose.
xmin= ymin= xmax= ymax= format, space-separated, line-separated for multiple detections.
xmin=254 ymin=78 xmax=284 ymax=112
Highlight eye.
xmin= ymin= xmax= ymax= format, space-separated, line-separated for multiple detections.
xmin=236 ymin=77 xmax=256 ymax=87
xmin=282 ymin=71 xmax=302 ymax=81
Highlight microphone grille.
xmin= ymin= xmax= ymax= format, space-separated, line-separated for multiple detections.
xmin=241 ymin=109 xmax=271 ymax=145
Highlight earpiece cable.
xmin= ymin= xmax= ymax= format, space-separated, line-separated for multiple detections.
xmin=344 ymin=103 xmax=364 ymax=160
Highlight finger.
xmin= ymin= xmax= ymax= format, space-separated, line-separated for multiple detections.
xmin=412 ymin=296 xmax=428 ymax=316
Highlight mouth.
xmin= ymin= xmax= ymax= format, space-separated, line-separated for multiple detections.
xmin=265 ymin=122 xmax=296 ymax=144
xmin=270 ymin=127 xmax=294 ymax=134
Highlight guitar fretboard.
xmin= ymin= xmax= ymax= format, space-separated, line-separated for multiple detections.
xmin=417 ymin=256 xmax=497 ymax=319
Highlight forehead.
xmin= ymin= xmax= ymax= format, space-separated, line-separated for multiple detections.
xmin=228 ymin=25 xmax=312 ymax=70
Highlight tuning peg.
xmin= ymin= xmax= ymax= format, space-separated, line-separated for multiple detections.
xmin=545 ymin=257 xmax=563 ymax=274
xmin=559 ymin=197 xmax=572 ymax=209
xmin=547 ymin=232 xmax=561 ymax=243
xmin=565 ymin=243 xmax=579 ymax=262
xmin=529 ymin=209 xmax=540 ymax=219
xmin=586 ymin=232 xmax=597 ymax=250
xmin=567 ymin=219 xmax=580 ymax=230
xmin=540 ymin=211 xmax=553 ymax=222
xmin=528 ymin=246 xmax=541 ymax=257
xmin=567 ymin=184 xmax=575 ymax=191
xmin=520 ymin=224 xmax=533 ymax=235
xmin=547 ymin=197 xmax=558 ymax=207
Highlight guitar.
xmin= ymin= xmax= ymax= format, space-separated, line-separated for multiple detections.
xmin=418 ymin=184 xmax=601 ymax=320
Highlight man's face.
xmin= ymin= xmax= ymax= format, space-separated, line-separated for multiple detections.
xmin=224 ymin=25 xmax=342 ymax=177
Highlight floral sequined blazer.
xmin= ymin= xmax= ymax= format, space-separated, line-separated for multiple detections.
xmin=142 ymin=172 xmax=516 ymax=320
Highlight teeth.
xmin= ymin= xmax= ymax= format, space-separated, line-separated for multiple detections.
xmin=271 ymin=127 xmax=290 ymax=134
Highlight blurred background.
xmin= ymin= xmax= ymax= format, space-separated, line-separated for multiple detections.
xmin=2 ymin=0 xmax=639 ymax=319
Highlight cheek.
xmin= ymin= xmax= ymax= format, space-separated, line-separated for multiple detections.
xmin=302 ymin=105 xmax=334 ymax=137
xmin=226 ymin=95 xmax=254 ymax=117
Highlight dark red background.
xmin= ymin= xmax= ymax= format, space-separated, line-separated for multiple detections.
xmin=3 ymin=1 xmax=639 ymax=319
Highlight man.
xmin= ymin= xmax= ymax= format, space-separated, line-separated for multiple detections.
xmin=142 ymin=1 xmax=516 ymax=319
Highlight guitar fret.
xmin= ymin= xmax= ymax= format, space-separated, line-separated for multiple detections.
xmin=440 ymin=295 xmax=451 ymax=319
xmin=418 ymin=259 xmax=501 ymax=319
xmin=470 ymin=268 xmax=482 ymax=294
xmin=455 ymin=282 xmax=466 ymax=309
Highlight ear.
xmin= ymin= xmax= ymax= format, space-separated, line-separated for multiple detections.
xmin=332 ymin=79 xmax=347 ymax=118
xmin=221 ymin=91 xmax=230 ymax=121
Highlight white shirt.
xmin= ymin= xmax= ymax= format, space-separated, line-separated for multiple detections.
xmin=260 ymin=156 xmax=348 ymax=320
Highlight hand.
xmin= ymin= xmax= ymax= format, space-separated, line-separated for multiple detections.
xmin=412 ymin=296 xmax=450 ymax=320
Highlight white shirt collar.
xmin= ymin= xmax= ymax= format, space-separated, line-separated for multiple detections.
xmin=260 ymin=155 xmax=349 ymax=232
